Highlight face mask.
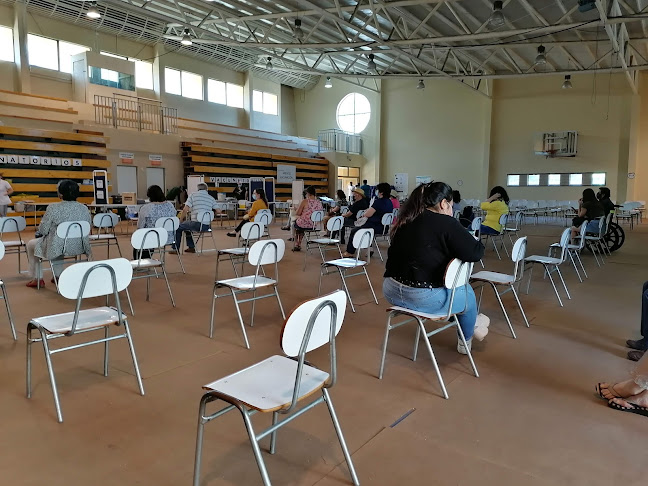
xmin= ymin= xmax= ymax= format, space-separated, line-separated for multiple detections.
xmin=253 ymin=194 xmax=258 ymax=200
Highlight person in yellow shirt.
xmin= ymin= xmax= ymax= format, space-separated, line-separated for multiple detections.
xmin=227 ymin=188 xmax=268 ymax=237
xmin=480 ymin=186 xmax=509 ymax=235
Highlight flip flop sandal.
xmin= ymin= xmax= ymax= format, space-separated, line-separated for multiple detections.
xmin=608 ymin=399 xmax=648 ymax=417
xmin=595 ymin=383 xmax=623 ymax=400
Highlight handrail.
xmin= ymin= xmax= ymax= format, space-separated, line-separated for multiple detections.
xmin=94 ymin=94 xmax=178 ymax=134
xmin=318 ymin=129 xmax=362 ymax=155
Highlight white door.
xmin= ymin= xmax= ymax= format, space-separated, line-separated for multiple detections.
xmin=146 ymin=167 xmax=165 ymax=191
xmin=116 ymin=165 xmax=138 ymax=195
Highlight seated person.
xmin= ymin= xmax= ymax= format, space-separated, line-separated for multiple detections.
xmin=453 ymin=190 xmax=473 ymax=227
xmin=597 ymin=186 xmax=616 ymax=216
xmin=596 ymin=352 xmax=648 ymax=416
xmin=383 ymin=182 xmax=487 ymax=354
xmin=322 ymin=190 xmax=349 ymax=227
xmin=342 ymin=182 xmax=393 ymax=257
xmin=134 ymin=184 xmax=177 ymax=259
xmin=293 ymin=186 xmax=323 ymax=251
xmin=480 ymin=186 xmax=509 ymax=235
xmin=570 ymin=188 xmax=605 ymax=241
xmin=339 ymin=187 xmax=370 ymax=244
xmin=626 ymin=281 xmax=648 ymax=362
xmin=25 ymin=180 xmax=92 ymax=288
xmin=227 ymin=188 xmax=268 ymax=237
xmin=389 ymin=189 xmax=400 ymax=211
xmin=173 ymin=183 xmax=220 ymax=253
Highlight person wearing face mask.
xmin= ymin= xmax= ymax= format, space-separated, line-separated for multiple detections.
xmin=382 ymin=182 xmax=487 ymax=354
xmin=227 ymin=188 xmax=268 ymax=237
xmin=597 ymin=187 xmax=615 ymax=216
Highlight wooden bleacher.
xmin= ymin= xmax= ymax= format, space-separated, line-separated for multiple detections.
xmin=181 ymin=142 xmax=329 ymax=200
xmin=0 ymin=126 xmax=110 ymax=225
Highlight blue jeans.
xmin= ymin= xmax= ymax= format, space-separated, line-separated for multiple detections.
xmin=585 ymin=219 xmax=600 ymax=234
xmin=382 ymin=277 xmax=477 ymax=340
xmin=175 ymin=221 xmax=209 ymax=249
xmin=480 ymin=224 xmax=499 ymax=235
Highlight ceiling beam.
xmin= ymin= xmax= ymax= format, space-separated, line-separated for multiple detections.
xmin=596 ymin=0 xmax=637 ymax=93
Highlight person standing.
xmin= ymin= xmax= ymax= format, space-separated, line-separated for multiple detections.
xmin=0 ymin=173 xmax=14 ymax=217
xmin=360 ymin=180 xmax=371 ymax=199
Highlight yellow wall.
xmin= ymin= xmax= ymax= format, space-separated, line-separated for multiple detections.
xmin=489 ymin=74 xmax=636 ymax=203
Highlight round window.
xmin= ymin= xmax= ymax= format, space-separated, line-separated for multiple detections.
xmin=336 ymin=93 xmax=371 ymax=134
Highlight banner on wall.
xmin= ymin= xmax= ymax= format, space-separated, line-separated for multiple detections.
xmin=93 ymin=170 xmax=108 ymax=205
xmin=394 ymin=173 xmax=408 ymax=195
xmin=120 ymin=152 xmax=134 ymax=164
xmin=149 ymin=154 xmax=162 ymax=166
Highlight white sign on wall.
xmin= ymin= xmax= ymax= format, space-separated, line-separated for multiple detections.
xmin=149 ymin=154 xmax=162 ymax=162
xmin=415 ymin=176 xmax=432 ymax=186
xmin=394 ymin=173 xmax=409 ymax=195
xmin=276 ymin=164 xmax=297 ymax=183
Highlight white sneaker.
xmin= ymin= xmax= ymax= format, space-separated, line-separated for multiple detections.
xmin=473 ymin=313 xmax=491 ymax=342
xmin=457 ymin=337 xmax=473 ymax=355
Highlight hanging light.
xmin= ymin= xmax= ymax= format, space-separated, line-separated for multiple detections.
xmin=417 ymin=79 xmax=425 ymax=90
xmin=562 ymin=74 xmax=573 ymax=89
xmin=266 ymin=57 xmax=273 ymax=70
xmin=294 ymin=18 xmax=304 ymax=40
xmin=488 ymin=1 xmax=505 ymax=28
xmin=181 ymin=29 xmax=193 ymax=46
xmin=86 ymin=2 xmax=101 ymax=19
xmin=367 ymin=54 xmax=377 ymax=72
xmin=535 ymin=45 xmax=547 ymax=66
xmin=325 ymin=76 xmax=332 ymax=88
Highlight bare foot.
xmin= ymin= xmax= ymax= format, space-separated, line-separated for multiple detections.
xmin=609 ymin=389 xmax=648 ymax=409
xmin=597 ymin=379 xmax=645 ymax=400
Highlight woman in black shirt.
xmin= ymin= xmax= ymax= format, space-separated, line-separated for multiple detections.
xmin=383 ymin=182 xmax=486 ymax=354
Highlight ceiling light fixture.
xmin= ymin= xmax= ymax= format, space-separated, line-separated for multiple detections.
xmin=325 ymin=76 xmax=332 ymax=88
xmin=86 ymin=2 xmax=101 ymax=19
xmin=181 ymin=29 xmax=193 ymax=46
xmin=535 ymin=45 xmax=547 ymax=66
xmin=562 ymin=74 xmax=573 ymax=89
xmin=294 ymin=18 xmax=304 ymax=40
xmin=367 ymin=54 xmax=377 ymax=72
xmin=266 ymin=57 xmax=273 ymax=70
xmin=417 ymin=79 xmax=425 ymax=90
xmin=489 ymin=1 xmax=505 ymax=28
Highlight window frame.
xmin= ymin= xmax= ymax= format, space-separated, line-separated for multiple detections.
xmin=0 ymin=26 xmax=15 ymax=63
xmin=336 ymin=92 xmax=371 ymax=134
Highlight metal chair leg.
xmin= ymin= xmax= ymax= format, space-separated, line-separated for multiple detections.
xmin=240 ymin=407 xmax=273 ymax=486
xmin=491 ymin=283 xmax=516 ymax=339
xmin=230 ymin=289 xmax=251 ymax=349
xmin=456 ymin=319 xmax=479 ymax=378
xmin=1 ymin=283 xmax=16 ymax=341
xmin=40 ymin=333 xmax=64 ymax=423
xmin=103 ymin=326 xmax=110 ymax=376
xmin=322 ymin=388 xmax=361 ymax=486
xmin=417 ymin=318 xmax=449 ymax=399
xmin=123 ymin=321 xmax=145 ymax=395
xmin=510 ymin=285 xmax=530 ymax=327
xmin=555 ymin=266 xmax=571 ymax=300
xmin=338 ymin=268 xmax=355 ymax=313
xmin=364 ymin=267 xmax=379 ymax=305
xmin=378 ymin=313 xmax=393 ymax=379
xmin=162 ymin=268 xmax=176 ymax=307
xmin=544 ymin=264 xmax=564 ymax=307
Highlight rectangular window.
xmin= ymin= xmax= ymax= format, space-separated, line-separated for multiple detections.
xmin=181 ymin=70 xmax=203 ymax=100
xmin=27 ymin=34 xmax=59 ymax=70
xmin=569 ymin=173 xmax=583 ymax=186
xmin=263 ymin=92 xmax=278 ymax=115
xmin=507 ymin=174 xmax=520 ymax=186
xmin=58 ymin=40 xmax=89 ymax=74
xmin=207 ymin=79 xmax=227 ymax=104
xmin=591 ymin=173 xmax=606 ymax=185
xmin=226 ymin=83 xmax=244 ymax=108
xmin=253 ymin=90 xmax=263 ymax=112
xmin=134 ymin=60 xmax=153 ymax=90
xmin=165 ymin=67 xmax=181 ymax=95
xmin=548 ymin=174 xmax=561 ymax=186
xmin=100 ymin=68 xmax=119 ymax=83
xmin=100 ymin=51 xmax=127 ymax=60
xmin=527 ymin=174 xmax=540 ymax=186
xmin=0 ymin=26 xmax=14 ymax=63
xmin=337 ymin=167 xmax=349 ymax=177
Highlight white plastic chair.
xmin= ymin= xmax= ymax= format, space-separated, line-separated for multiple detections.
xmin=216 ymin=221 xmax=265 ymax=279
xmin=304 ymin=215 xmax=344 ymax=270
xmin=0 ymin=241 xmax=16 ymax=340
xmin=379 ymin=259 xmax=479 ymax=399
xmin=0 ymin=215 xmax=27 ymax=273
xmin=256 ymin=211 xmax=273 ymax=237
xmin=503 ymin=210 xmax=523 ymax=246
xmin=155 ymin=216 xmax=185 ymax=274
xmin=210 ymin=239 xmax=286 ymax=348
xmin=552 ymin=222 xmax=588 ymax=282
xmin=130 ymin=227 xmax=175 ymax=309
xmin=39 ymin=220 xmax=92 ymax=290
xmin=26 ymin=258 xmax=144 ymax=422
xmin=524 ymin=228 xmax=572 ymax=307
xmin=470 ymin=237 xmax=530 ymax=339
xmin=186 ymin=210 xmax=217 ymax=255
xmin=302 ymin=209 xmax=325 ymax=243
xmin=213 ymin=202 xmax=230 ymax=227
xmin=373 ymin=212 xmax=394 ymax=262
xmin=89 ymin=212 xmax=122 ymax=258
xmin=582 ymin=216 xmax=609 ymax=267
xmin=318 ymin=228 xmax=378 ymax=313
xmin=194 ymin=290 xmax=359 ymax=486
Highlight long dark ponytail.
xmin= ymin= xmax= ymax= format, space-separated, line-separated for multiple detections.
xmin=391 ymin=181 xmax=453 ymax=236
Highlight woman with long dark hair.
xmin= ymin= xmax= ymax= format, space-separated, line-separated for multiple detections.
xmin=571 ymin=187 xmax=605 ymax=240
xmin=383 ymin=182 xmax=487 ymax=354
xmin=227 ymin=188 xmax=268 ymax=237
xmin=480 ymin=186 xmax=509 ymax=235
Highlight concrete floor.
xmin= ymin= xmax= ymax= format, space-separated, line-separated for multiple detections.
xmin=0 ymin=220 xmax=646 ymax=486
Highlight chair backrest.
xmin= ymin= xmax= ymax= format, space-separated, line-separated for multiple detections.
xmin=257 ymin=209 xmax=272 ymax=217
xmin=248 ymin=238 xmax=285 ymax=266
xmin=441 ymin=259 xmax=474 ymax=321
xmin=92 ymin=212 xmax=119 ymax=228
xmin=555 ymin=228 xmax=571 ymax=262
xmin=256 ymin=212 xmax=273 ymax=226
xmin=340 ymin=206 xmax=349 ymax=214
xmin=0 ymin=240 xmax=5 ymax=260
xmin=597 ymin=217 xmax=606 ymax=237
xmin=58 ymin=258 xmax=133 ymax=334
xmin=453 ymin=210 xmax=461 ymax=220
xmin=131 ymin=227 xmax=167 ymax=250
xmin=0 ymin=216 xmax=27 ymax=235
xmin=155 ymin=216 xmax=180 ymax=232
xmin=511 ymin=237 xmax=527 ymax=282
xmin=353 ymin=228 xmax=374 ymax=250
xmin=381 ymin=212 xmax=394 ymax=226
xmin=56 ymin=221 xmax=91 ymax=239
xmin=471 ymin=217 xmax=482 ymax=232
xmin=577 ymin=221 xmax=588 ymax=250
xmin=498 ymin=213 xmax=508 ymax=226
xmin=197 ymin=210 xmax=214 ymax=225
xmin=514 ymin=210 xmax=523 ymax=227
xmin=214 ymin=202 xmax=229 ymax=212
xmin=356 ymin=209 xmax=366 ymax=219
xmin=240 ymin=221 xmax=265 ymax=241
xmin=310 ymin=210 xmax=324 ymax=223
xmin=326 ymin=216 xmax=344 ymax=233
xmin=392 ymin=208 xmax=399 ymax=218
